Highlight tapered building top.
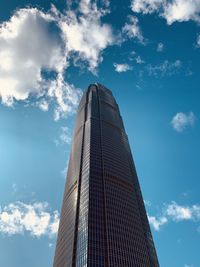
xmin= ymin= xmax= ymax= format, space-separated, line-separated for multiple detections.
xmin=53 ymin=83 xmax=159 ymax=267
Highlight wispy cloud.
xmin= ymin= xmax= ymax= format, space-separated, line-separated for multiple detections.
xmin=196 ymin=34 xmax=200 ymax=48
xmin=113 ymin=63 xmax=133 ymax=73
xmin=48 ymin=242 xmax=54 ymax=248
xmin=146 ymin=60 xmax=182 ymax=77
xmin=148 ymin=215 xmax=168 ymax=231
xmin=148 ymin=201 xmax=200 ymax=231
xmin=129 ymin=51 xmax=145 ymax=64
xmin=48 ymin=76 xmax=82 ymax=121
xmin=12 ymin=183 xmax=18 ymax=194
xmin=131 ymin=0 xmax=200 ymax=25
xmin=171 ymin=112 xmax=195 ymax=132
xmin=135 ymin=55 xmax=145 ymax=64
xmin=144 ymin=200 xmax=151 ymax=207
xmin=122 ymin=15 xmax=145 ymax=44
xmin=0 ymin=201 xmax=59 ymax=237
xmin=157 ymin=42 xmax=164 ymax=52
xmin=55 ymin=126 xmax=72 ymax=146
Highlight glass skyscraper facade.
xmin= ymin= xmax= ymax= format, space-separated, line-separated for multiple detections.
xmin=53 ymin=83 xmax=159 ymax=267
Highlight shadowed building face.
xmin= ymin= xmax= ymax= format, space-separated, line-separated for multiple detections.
xmin=53 ymin=83 xmax=159 ymax=267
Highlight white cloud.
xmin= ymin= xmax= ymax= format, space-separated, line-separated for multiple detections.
xmin=157 ymin=42 xmax=164 ymax=52
xmin=113 ymin=63 xmax=133 ymax=73
xmin=131 ymin=0 xmax=200 ymax=25
xmin=147 ymin=59 xmax=182 ymax=77
xmin=148 ymin=215 xmax=168 ymax=231
xmin=163 ymin=0 xmax=200 ymax=24
xmin=166 ymin=202 xmax=193 ymax=221
xmin=0 ymin=8 xmax=65 ymax=105
xmin=0 ymin=201 xmax=59 ymax=237
xmin=171 ymin=112 xmax=195 ymax=132
xmin=148 ymin=201 xmax=200 ymax=231
xmin=0 ymin=7 xmax=82 ymax=118
xmin=56 ymin=0 xmax=114 ymax=72
xmin=167 ymin=202 xmax=200 ymax=222
xmin=0 ymin=1 xmax=115 ymax=118
xmin=184 ymin=265 xmax=194 ymax=267
xmin=131 ymin=0 xmax=163 ymax=14
xmin=122 ymin=15 xmax=145 ymax=44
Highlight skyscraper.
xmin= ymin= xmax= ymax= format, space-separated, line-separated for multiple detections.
xmin=53 ymin=83 xmax=159 ymax=267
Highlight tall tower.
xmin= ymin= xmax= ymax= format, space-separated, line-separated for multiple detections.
xmin=53 ymin=84 xmax=159 ymax=267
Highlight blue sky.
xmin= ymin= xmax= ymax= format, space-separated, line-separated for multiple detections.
xmin=0 ymin=0 xmax=200 ymax=266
